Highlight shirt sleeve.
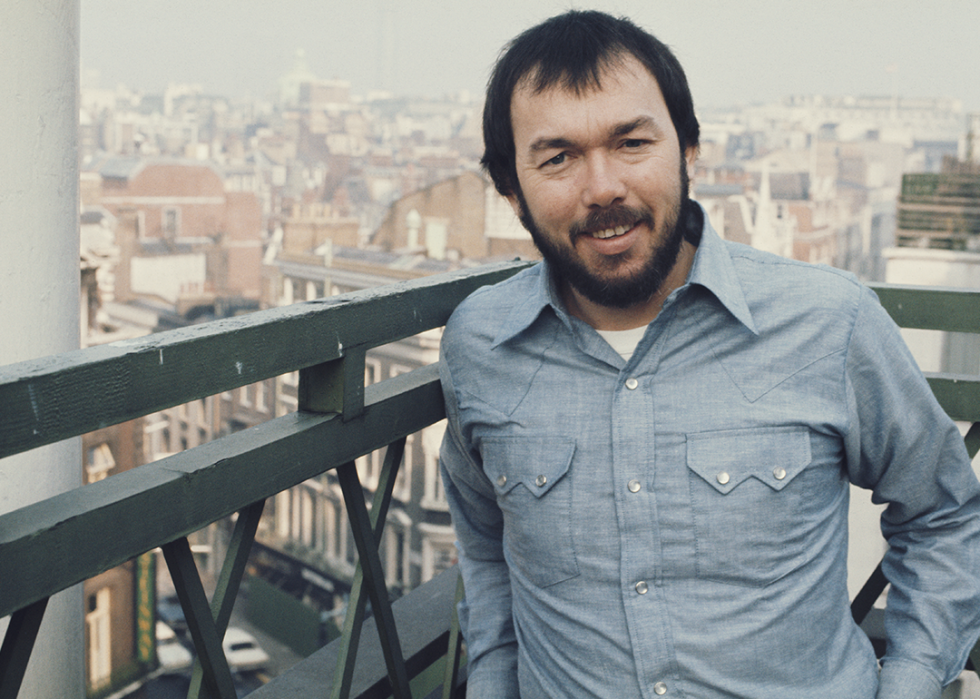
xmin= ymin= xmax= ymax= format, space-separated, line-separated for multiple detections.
xmin=842 ymin=286 xmax=980 ymax=694
xmin=438 ymin=350 xmax=520 ymax=699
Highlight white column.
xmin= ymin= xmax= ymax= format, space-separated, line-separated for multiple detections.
xmin=0 ymin=1 xmax=84 ymax=698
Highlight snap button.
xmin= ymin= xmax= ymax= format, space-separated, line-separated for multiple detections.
xmin=496 ymin=475 xmax=507 ymax=487
xmin=653 ymin=682 xmax=667 ymax=695
xmin=625 ymin=378 xmax=639 ymax=390
xmin=716 ymin=471 xmax=730 ymax=485
xmin=628 ymin=479 xmax=641 ymax=493
xmin=535 ymin=474 xmax=547 ymax=487
xmin=773 ymin=467 xmax=787 ymax=480
xmin=635 ymin=580 xmax=648 ymax=595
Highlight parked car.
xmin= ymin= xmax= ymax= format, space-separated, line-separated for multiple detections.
xmin=157 ymin=594 xmax=187 ymax=633
xmin=222 ymin=627 xmax=270 ymax=673
xmin=156 ymin=621 xmax=193 ymax=673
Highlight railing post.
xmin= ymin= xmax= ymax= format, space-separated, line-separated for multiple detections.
xmin=299 ymin=348 xmax=366 ymax=421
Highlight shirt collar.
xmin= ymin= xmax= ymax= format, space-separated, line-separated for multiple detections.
xmin=490 ymin=259 xmax=562 ymax=349
xmin=491 ymin=202 xmax=757 ymax=348
xmin=686 ymin=210 xmax=758 ymax=334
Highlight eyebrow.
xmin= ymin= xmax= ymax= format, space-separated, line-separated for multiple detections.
xmin=526 ymin=116 xmax=662 ymax=154
xmin=528 ymin=137 xmax=575 ymax=154
xmin=612 ymin=116 xmax=657 ymax=138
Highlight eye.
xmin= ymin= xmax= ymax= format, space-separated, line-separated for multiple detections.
xmin=543 ymin=152 xmax=566 ymax=167
xmin=621 ymin=138 xmax=645 ymax=149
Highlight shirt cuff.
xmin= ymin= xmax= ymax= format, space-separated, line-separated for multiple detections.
xmin=877 ymin=658 xmax=942 ymax=699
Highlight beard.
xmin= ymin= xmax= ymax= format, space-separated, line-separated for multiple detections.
xmin=515 ymin=165 xmax=691 ymax=310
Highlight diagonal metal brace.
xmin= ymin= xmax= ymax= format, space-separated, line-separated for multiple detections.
xmin=331 ymin=439 xmax=407 ymax=698
xmin=441 ymin=573 xmax=466 ymax=699
xmin=336 ymin=440 xmax=411 ymax=698
xmin=187 ymin=499 xmax=266 ymax=699
xmin=162 ymin=537 xmax=238 ymax=699
xmin=0 ymin=597 xmax=48 ymax=699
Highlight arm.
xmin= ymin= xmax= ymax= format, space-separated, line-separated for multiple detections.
xmin=439 ymin=356 xmax=520 ymax=699
xmin=843 ymin=288 xmax=980 ymax=698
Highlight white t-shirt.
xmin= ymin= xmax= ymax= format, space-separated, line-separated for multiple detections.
xmin=595 ymin=325 xmax=648 ymax=361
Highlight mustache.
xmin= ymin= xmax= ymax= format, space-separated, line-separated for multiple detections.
xmin=568 ymin=205 xmax=654 ymax=239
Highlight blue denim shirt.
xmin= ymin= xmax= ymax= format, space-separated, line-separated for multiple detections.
xmin=439 ymin=211 xmax=980 ymax=699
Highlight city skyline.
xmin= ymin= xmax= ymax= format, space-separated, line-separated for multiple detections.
xmin=82 ymin=0 xmax=980 ymax=110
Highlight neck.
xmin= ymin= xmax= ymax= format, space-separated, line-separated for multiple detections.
xmin=565 ymin=239 xmax=696 ymax=331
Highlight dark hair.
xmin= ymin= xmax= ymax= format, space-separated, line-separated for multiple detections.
xmin=482 ymin=10 xmax=700 ymax=196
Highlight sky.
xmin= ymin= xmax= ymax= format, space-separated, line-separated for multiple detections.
xmin=81 ymin=0 xmax=980 ymax=111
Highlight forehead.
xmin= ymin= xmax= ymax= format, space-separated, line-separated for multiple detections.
xmin=510 ymin=55 xmax=674 ymax=146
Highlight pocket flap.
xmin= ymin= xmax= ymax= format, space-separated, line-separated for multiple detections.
xmin=482 ymin=438 xmax=575 ymax=499
xmin=686 ymin=426 xmax=811 ymax=494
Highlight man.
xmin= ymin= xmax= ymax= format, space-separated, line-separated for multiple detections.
xmin=439 ymin=10 xmax=980 ymax=699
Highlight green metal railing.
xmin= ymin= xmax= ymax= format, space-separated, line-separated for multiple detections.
xmin=0 ymin=269 xmax=977 ymax=699
xmin=0 ymin=261 xmax=528 ymax=699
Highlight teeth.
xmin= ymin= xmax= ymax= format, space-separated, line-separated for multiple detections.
xmin=592 ymin=225 xmax=630 ymax=240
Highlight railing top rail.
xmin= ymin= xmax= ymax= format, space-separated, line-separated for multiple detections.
xmin=0 ymin=260 xmax=532 ymax=462
xmin=0 ymin=366 xmax=444 ymax=619
xmin=868 ymin=283 xmax=980 ymax=335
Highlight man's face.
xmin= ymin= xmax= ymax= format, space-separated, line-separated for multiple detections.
xmin=508 ymin=56 xmax=697 ymax=310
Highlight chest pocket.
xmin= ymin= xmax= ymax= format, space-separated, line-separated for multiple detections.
xmin=481 ymin=437 xmax=579 ymax=588
xmin=686 ymin=426 xmax=812 ymax=587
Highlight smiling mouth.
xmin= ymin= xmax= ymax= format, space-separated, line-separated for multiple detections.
xmin=590 ymin=224 xmax=632 ymax=240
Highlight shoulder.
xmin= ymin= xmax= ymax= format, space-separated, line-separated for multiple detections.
xmin=443 ymin=263 xmax=544 ymax=348
xmin=722 ymin=240 xmax=871 ymax=326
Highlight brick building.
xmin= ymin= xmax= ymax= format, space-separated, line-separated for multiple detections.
xmin=91 ymin=158 xmax=264 ymax=310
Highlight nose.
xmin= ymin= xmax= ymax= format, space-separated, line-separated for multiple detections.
xmin=581 ymin=151 xmax=627 ymax=209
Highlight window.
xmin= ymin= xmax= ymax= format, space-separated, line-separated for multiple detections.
xmin=86 ymin=588 xmax=111 ymax=688
xmin=162 ymin=207 xmax=179 ymax=239
xmin=421 ymin=421 xmax=448 ymax=511
xmin=291 ymin=489 xmax=302 ymax=541
xmin=277 ymin=391 xmax=297 ymax=417
xmin=393 ymin=434 xmax=413 ymax=502
xmin=195 ymin=399 xmax=209 ymax=429
xmin=86 ymin=443 xmax=115 ymax=484
xmin=364 ymin=358 xmax=382 ymax=387
xmin=418 ymin=523 xmax=457 ymax=583
xmin=300 ymin=487 xmax=315 ymax=548
xmin=385 ymin=511 xmax=412 ymax=589
xmin=275 ymin=490 xmax=290 ymax=538
xmin=323 ymin=498 xmax=337 ymax=559
xmin=255 ymin=380 xmax=267 ymax=412
xmin=389 ymin=363 xmax=412 ymax=380
xmin=305 ymin=280 xmax=323 ymax=300
xmin=356 ymin=450 xmax=382 ymax=490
